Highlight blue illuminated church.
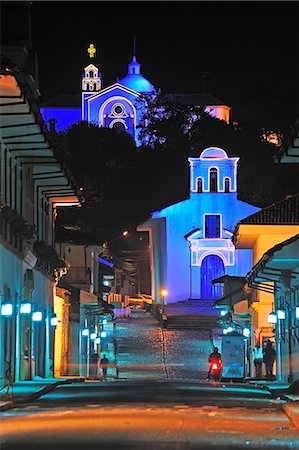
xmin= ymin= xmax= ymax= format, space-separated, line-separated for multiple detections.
xmin=41 ymin=44 xmax=154 ymax=145
xmin=138 ymin=147 xmax=260 ymax=304
xmin=41 ymin=44 xmax=230 ymax=145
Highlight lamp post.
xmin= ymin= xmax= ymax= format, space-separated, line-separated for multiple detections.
xmin=160 ymin=289 xmax=167 ymax=309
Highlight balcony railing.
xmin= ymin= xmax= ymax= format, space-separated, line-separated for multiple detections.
xmin=63 ymin=267 xmax=91 ymax=285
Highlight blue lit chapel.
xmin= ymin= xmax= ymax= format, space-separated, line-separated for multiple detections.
xmin=138 ymin=147 xmax=260 ymax=304
xmin=41 ymin=44 xmax=231 ymax=145
xmin=41 ymin=45 xmax=155 ymax=145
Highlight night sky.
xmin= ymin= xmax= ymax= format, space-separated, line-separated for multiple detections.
xmin=26 ymin=1 xmax=298 ymax=125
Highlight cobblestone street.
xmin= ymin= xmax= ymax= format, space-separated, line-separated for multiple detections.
xmin=115 ymin=310 xmax=213 ymax=380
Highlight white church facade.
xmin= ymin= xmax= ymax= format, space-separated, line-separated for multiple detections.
xmin=138 ymin=147 xmax=260 ymax=304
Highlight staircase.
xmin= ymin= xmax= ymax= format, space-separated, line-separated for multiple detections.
xmin=163 ymin=299 xmax=221 ymax=330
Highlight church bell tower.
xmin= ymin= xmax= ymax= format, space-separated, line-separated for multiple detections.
xmin=82 ymin=43 xmax=102 ymax=119
xmin=82 ymin=43 xmax=102 ymax=94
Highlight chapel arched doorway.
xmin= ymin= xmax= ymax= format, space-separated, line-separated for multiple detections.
xmin=200 ymin=254 xmax=224 ymax=299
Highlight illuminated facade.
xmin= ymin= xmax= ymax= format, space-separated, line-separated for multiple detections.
xmin=41 ymin=44 xmax=231 ymax=144
xmin=138 ymin=147 xmax=259 ymax=304
xmin=234 ymin=194 xmax=299 ymax=382
xmin=0 ymin=67 xmax=81 ymax=383
xmin=41 ymin=45 xmax=154 ymax=145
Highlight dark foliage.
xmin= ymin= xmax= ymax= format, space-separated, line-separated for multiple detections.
xmin=54 ymin=108 xmax=299 ymax=243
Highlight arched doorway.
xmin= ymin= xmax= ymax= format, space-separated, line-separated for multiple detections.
xmin=112 ymin=121 xmax=126 ymax=134
xmin=200 ymin=254 xmax=225 ymax=299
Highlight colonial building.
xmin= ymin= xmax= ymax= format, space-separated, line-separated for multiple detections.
xmin=40 ymin=44 xmax=231 ymax=145
xmin=247 ymin=234 xmax=299 ymax=382
xmin=232 ymin=194 xmax=299 ymax=380
xmin=0 ymin=59 xmax=81 ymax=383
xmin=138 ymin=147 xmax=259 ymax=305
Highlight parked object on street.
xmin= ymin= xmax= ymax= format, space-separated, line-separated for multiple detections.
xmin=263 ymin=340 xmax=276 ymax=380
xmin=253 ymin=342 xmax=263 ymax=379
xmin=207 ymin=347 xmax=222 ymax=381
xmin=101 ymin=354 xmax=109 ymax=381
xmin=221 ymin=334 xmax=245 ymax=380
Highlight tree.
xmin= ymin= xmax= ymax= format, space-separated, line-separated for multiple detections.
xmin=137 ymin=94 xmax=299 ymax=207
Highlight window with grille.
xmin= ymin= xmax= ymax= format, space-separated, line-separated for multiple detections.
xmin=205 ymin=214 xmax=221 ymax=238
xmin=197 ymin=178 xmax=203 ymax=193
xmin=224 ymin=177 xmax=230 ymax=193
xmin=210 ymin=168 xmax=218 ymax=192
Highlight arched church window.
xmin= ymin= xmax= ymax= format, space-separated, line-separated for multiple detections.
xmin=89 ymin=83 xmax=94 ymax=91
xmin=89 ymin=70 xmax=94 ymax=78
xmin=224 ymin=177 xmax=231 ymax=193
xmin=209 ymin=168 xmax=218 ymax=193
xmin=197 ymin=178 xmax=203 ymax=193
xmin=113 ymin=121 xmax=125 ymax=134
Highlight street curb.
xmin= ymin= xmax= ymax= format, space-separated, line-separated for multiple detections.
xmin=283 ymin=402 xmax=299 ymax=430
xmin=1 ymin=378 xmax=85 ymax=410
xmin=0 ymin=401 xmax=13 ymax=412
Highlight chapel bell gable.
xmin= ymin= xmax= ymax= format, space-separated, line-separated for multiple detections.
xmin=188 ymin=147 xmax=239 ymax=194
xmin=82 ymin=63 xmax=101 ymax=92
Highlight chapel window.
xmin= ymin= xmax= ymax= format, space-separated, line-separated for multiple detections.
xmin=205 ymin=214 xmax=221 ymax=238
xmin=224 ymin=177 xmax=231 ymax=193
xmin=209 ymin=168 xmax=218 ymax=193
xmin=197 ymin=178 xmax=203 ymax=193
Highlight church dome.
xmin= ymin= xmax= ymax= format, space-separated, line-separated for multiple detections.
xmin=119 ymin=56 xmax=155 ymax=93
xmin=200 ymin=147 xmax=228 ymax=159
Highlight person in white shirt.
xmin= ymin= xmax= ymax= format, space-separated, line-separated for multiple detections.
xmin=253 ymin=342 xmax=263 ymax=379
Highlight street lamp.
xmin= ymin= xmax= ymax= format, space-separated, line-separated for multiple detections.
xmin=103 ymin=230 xmax=129 ymax=249
xmin=277 ymin=309 xmax=286 ymax=320
xmin=32 ymin=311 xmax=43 ymax=322
xmin=50 ymin=315 xmax=58 ymax=327
xmin=243 ymin=327 xmax=250 ymax=337
xmin=161 ymin=289 xmax=167 ymax=305
xmin=20 ymin=303 xmax=32 ymax=315
xmin=268 ymin=312 xmax=277 ymax=324
xmin=1 ymin=303 xmax=13 ymax=317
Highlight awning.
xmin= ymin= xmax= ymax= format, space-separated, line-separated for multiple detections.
xmin=213 ymin=287 xmax=249 ymax=308
xmin=247 ymin=234 xmax=299 ymax=287
xmin=79 ymin=290 xmax=98 ymax=305
xmin=212 ymin=275 xmax=251 ymax=308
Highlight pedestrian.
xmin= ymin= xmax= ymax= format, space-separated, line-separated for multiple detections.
xmin=253 ymin=342 xmax=263 ymax=379
xmin=263 ymin=340 xmax=276 ymax=380
xmin=90 ymin=351 xmax=99 ymax=379
xmin=100 ymin=354 xmax=109 ymax=381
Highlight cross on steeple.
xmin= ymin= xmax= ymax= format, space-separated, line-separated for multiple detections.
xmin=87 ymin=43 xmax=96 ymax=58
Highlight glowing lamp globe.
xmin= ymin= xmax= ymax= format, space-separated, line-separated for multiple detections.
xmin=32 ymin=311 xmax=42 ymax=322
xmin=20 ymin=303 xmax=31 ymax=314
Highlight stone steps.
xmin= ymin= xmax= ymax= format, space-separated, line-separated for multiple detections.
xmin=165 ymin=314 xmax=219 ymax=330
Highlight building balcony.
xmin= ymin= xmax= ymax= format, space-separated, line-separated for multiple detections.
xmin=63 ymin=267 xmax=91 ymax=285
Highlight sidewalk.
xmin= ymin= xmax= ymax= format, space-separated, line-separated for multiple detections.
xmin=247 ymin=379 xmax=299 ymax=429
xmin=0 ymin=377 xmax=83 ymax=411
